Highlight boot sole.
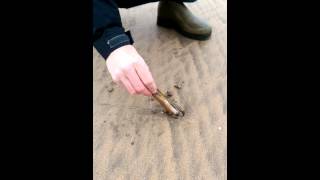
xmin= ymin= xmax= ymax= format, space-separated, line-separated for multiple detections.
xmin=157 ymin=17 xmax=211 ymax=41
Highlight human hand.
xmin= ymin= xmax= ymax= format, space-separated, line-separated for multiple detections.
xmin=106 ymin=45 xmax=157 ymax=96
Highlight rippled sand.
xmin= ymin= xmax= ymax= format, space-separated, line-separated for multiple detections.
xmin=93 ymin=0 xmax=226 ymax=179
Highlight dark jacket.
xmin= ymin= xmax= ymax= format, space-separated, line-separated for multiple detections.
xmin=93 ymin=0 xmax=197 ymax=60
xmin=93 ymin=0 xmax=134 ymax=60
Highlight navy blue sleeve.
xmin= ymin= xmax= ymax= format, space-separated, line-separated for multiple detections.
xmin=93 ymin=0 xmax=134 ymax=60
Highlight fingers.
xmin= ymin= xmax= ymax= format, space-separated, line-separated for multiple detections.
xmin=119 ymin=76 xmax=136 ymax=95
xmin=105 ymin=44 xmax=157 ymax=96
xmin=134 ymin=62 xmax=157 ymax=94
xmin=112 ymin=71 xmax=136 ymax=95
xmin=111 ymin=66 xmax=152 ymax=96
xmin=124 ymin=66 xmax=152 ymax=96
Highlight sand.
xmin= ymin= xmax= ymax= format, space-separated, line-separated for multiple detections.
xmin=93 ymin=0 xmax=227 ymax=179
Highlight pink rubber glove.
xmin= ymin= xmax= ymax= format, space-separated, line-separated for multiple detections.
xmin=106 ymin=45 xmax=157 ymax=96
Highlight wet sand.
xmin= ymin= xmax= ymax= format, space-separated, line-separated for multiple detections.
xmin=93 ymin=0 xmax=227 ymax=179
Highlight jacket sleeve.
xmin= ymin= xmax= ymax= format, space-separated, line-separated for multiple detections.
xmin=93 ymin=0 xmax=134 ymax=60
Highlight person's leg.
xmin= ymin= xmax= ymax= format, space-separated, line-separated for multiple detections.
xmin=113 ymin=0 xmax=211 ymax=40
xmin=114 ymin=0 xmax=158 ymax=9
xmin=157 ymin=0 xmax=212 ymax=40
xmin=114 ymin=0 xmax=196 ymax=9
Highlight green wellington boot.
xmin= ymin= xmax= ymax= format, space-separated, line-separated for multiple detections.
xmin=157 ymin=0 xmax=212 ymax=40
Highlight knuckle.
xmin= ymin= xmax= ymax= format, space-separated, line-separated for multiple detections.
xmin=146 ymin=82 xmax=155 ymax=90
xmin=144 ymin=91 xmax=151 ymax=96
xmin=129 ymin=90 xmax=137 ymax=95
xmin=145 ymin=80 xmax=153 ymax=86
xmin=113 ymin=70 xmax=123 ymax=78
xmin=135 ymin=87 xmax=144 ymax=93
xmin=112 ymin=76 xmax=120 ymax=83
xmin=132 ymin=60 xmax=140 ymax=66
xmin=122 ymin=65 xmax=132 ymax=74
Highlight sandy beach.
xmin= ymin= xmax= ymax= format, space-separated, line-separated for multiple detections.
xmin=93 ymin=0 xmax=227 ymax=179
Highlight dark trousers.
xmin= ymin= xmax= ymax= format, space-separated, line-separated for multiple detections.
xmin=114 ymin=0 xmax=197 ymax=9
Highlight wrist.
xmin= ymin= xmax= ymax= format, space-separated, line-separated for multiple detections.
xmin=94 ymin=30 xmax=134 ymax=60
